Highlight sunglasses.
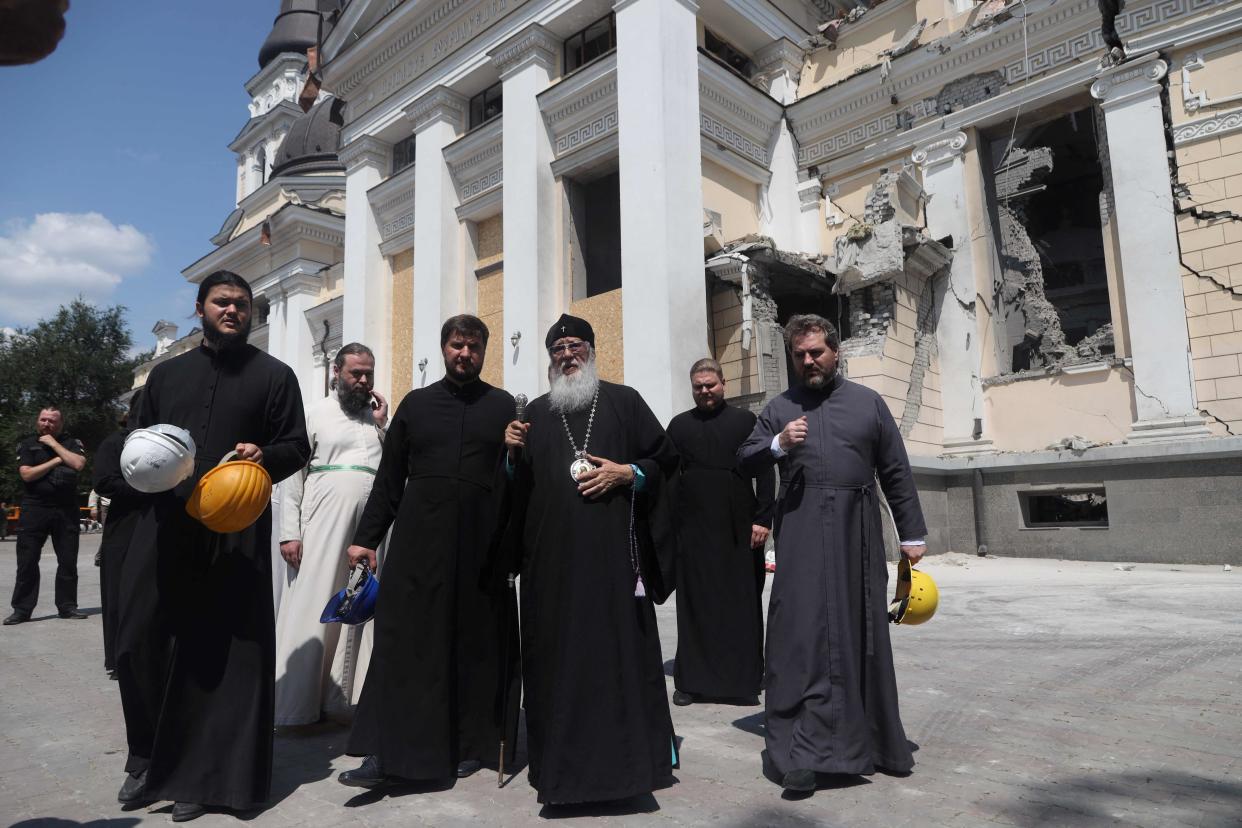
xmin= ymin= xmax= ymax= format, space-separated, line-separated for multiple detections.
xmin=548 ymin=341 xmax=589 ymax=356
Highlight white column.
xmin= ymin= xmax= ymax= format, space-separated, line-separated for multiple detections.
xmin=796 ymin=179 xmax=823 ymax=257
xmin=755 ymin=38 xmax=803 ymax=252
xmin=615 ymin=0 xmax=707 ymax=424
xmin=912 ymin=132 xmax=991 ymax=455
xmin=265 ymin=291 xmax=287 ymax=364
xmin=339 ymin=136 xmax=391 ymax=381
xmin=1090 ymin=56 xmax=1210 ymax=442
xmin=490 ymin=24 xmax=561 ymax=399
xmin=406 ymin=87 xmax=466 ymax=387
xmin=282 ymin=271 xmax=322 ymax=405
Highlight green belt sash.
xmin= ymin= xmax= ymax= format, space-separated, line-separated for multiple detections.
xmin=308 ymin=464 xmax=377 ymax=475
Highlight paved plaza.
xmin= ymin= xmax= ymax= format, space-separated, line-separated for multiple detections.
xmin=1 ymin=534 xmax=1241 ymax=827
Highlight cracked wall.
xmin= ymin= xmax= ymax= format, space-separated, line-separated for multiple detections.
xmin=1170 ymin=103 xmax=1242 ymax=434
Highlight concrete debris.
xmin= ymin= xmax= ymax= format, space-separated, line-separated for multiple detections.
xmin=1047 ymin=435 xmax=1099 ymax=453
xmin=834 ymin=166 xmax=949 ymax=294
xmin=994 ymin=146 xmax=1075 ymax=371
xmin=1225 ymin=564 xmax=1232 ymax=572
xmin=1114 ymin=564 xmax=1136 ymax=571
xmin=885 ymin=19 xmax=926 ymax=60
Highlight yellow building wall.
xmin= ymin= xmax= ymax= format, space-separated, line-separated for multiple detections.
xmin=702 ymin=159 xmax=760 ymax=242
xmin=710 ymin=286 xmax=761 ymax=398
xmin=390 ymin=249 xmax=413 ymax=399
xmin=799 ymin=0 xmax=973 ymax=97
xmin=570 ymin=288 xmax=624 ymax=384
xmin=1170 ymin=41 xmax=1242 ymax=436
xmin=474 ymin=215 xmax=505 ymax=388
xmin=982 ymin=367 xmax=1137 ymax=452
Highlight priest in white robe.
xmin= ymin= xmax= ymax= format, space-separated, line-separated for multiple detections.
xmin=274 ymin=343 xmax=388 ymax=726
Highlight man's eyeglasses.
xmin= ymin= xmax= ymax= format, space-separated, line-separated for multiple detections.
xmin=548 ymin=340 xmax=589 ymax=356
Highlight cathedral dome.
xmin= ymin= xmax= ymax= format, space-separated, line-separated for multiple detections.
xmin=257 ymin=0 xmax=323 ymax=69
xmin=271 ymin=97 xmax=345 ymax=177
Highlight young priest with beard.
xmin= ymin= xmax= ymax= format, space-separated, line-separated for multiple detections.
xmin=338 ymin=314 xmax=520 ymax=789
xmin=274 ymin=343 xmax=388 ymax=727
xmin=114 ymin=271 xmax=309 ymax=821
xmin=502 ymin=314 xmax=680 ymax=806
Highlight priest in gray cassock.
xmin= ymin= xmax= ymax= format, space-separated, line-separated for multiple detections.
xmin=274 ymin=343 xmax=388 ymax=726
xmin=738 ymin=313 xmax=927 ymax=795
xmin=503 ymin=313 xmax=679 ymax=806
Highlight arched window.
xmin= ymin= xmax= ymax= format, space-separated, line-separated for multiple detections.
xmin=255 ymin=146 xmax=268 ymax=185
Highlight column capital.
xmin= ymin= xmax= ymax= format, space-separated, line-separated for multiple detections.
xmin=614 ymin=0 xmax=698 ymax=13
xmin=1090 ymin=54 xmax=1168 ymax=109
xmin=488 ymin=22 xmax=560 ymax=80
xmin=339 ymin=135 xmax=389 ymax=173
xmin=405 ymin=86 xmax=467 ymax=134
xmin=753 ymin=38 xmax=803 ymax=85
xmin=796 ymin=178 xmax=822 ymax=212
xmin=911 ymin=131 xmax=968 ymax=169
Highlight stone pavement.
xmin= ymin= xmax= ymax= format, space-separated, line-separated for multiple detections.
xmin=2 ymin=535 xmax=1241 ymax=827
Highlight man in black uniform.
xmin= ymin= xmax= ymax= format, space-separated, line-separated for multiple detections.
xmin=6 ymin=406 xmax=87 ymax=625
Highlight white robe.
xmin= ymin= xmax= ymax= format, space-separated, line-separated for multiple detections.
xmin=274 ymin=395 xmax=385 ymax=726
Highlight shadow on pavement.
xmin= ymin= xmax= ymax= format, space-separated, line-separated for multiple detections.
xmin=11 ymin=821 xmax=140 ymax=827
xmin=539 ymin=792 xmax=660 ymax=819
xmin=720 ymin=808 xmax=834 ymax=827
xmin=991 ymin=769 xmax=1242 ymax=826
xmin=343 ymin=777 xmax=457 ymax=807
xmin=732 ymin=711 xmax=765 ymax=737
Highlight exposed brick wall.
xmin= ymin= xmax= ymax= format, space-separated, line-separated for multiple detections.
xmin=711 ymin=286 xmax=761 ymax=398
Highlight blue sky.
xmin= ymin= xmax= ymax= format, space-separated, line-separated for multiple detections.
xmin=0 ymin=1 xmax=279 ymax=349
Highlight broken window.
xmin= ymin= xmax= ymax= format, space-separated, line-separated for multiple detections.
xmin=1020 ymin=487 xmax=1109 ymax=528
xmin=565 ymin=171 xmax=622 ymax=299
xmin=984 ymin=105 xmax=1114 ymax=373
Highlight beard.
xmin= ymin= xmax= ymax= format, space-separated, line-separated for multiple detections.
xmin=549 ymin=354 xmax=600 ymax=414
xmin=337 ymin=381 xmax=372 ymax=417
xmin=802 ymin=364 xmax=837 ymax=390
xmin=202 ymin=314 xmax=252 ymax=351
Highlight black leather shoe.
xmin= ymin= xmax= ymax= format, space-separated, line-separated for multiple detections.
xmin=3 ymin=612 xmax=30 ymax=625
xmin=338 ymin=755 xmax=388 ymax=788
xmin=456 ymin=759 xmax=482 ymax=778
xmin=672 ymin=690 xmax=695 ymax=706
xmin=171 ymin=802 xmax=206 ymax=822
xmin=58 ymin=608 xmax=88 ymax=619
xmin=117 ymin=770 xmax=147 ymax=803
xmin=781 ymin=769 xmax=816 ymax=792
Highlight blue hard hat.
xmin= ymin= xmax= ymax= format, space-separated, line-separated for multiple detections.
xmin=320 ymin=564 xmax=379 ymax=625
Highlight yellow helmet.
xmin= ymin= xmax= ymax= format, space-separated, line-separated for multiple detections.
xmin=889 ymin=556 xmax=938 ymax=626
xmin=186 ymin=451 xmax=272 ymax=534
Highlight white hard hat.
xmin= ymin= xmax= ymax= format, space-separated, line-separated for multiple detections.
xmin=120 ymin=424 xmax=197 ymax=493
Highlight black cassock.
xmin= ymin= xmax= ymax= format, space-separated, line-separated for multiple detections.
xmin=92 ymin=428 xmax=142 ymax=672
xmin=117 ymin=344 xmax=308 ymax=809
xmin=507 ymin=381 xmax=679 ymax=804
xmin=666 ymin=403 xmax=774 ymax=699
xmin=347 ymin=378 xmax=520 ymax=780
xmin=739 ymin=373 xmax=926 ymax=778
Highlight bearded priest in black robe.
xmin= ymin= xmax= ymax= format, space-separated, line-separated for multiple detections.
xmin=338 ymin=314 xmax=520 ymax=788
xmin=738 ymin=314 xmax=927 ymax=795
xmin=503 ymin=314 xmax=679 ymax=806
xmin=667 ymin=358 xmax=774 ymax=706
xmin=114 ymin=271 xmax=309 ymax=821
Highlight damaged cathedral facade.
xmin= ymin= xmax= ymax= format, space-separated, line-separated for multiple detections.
xmin=141 ymin=0 xmax=1242 ymax=564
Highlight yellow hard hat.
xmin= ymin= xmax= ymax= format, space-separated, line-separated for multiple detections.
xmin=889 ymin=556 xmax=938 ymax=626
xmin=186 ymin=451 xmax=272 ymax=534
